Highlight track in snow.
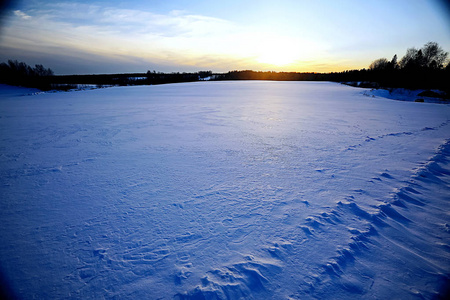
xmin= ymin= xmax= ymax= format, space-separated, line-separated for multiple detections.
xmin=0 ymin=82 xmax=449 ymax=299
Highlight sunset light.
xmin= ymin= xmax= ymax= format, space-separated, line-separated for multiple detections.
xmin=1 ymin=1 xmax=450 ymax=299
xmin=0 ymin=1 xmax=448 ymax=74
xmin=255 ymin=38 xmax=301 ymax=67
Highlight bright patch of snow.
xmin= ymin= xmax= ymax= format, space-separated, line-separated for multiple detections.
xmin=0 ymin=81 xmax=449 ymax=299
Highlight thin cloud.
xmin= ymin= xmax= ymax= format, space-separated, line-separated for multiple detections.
xmin=2 ymin=3 xmax=251 ymax=70
xmin=13 ymin=10 xmax=31 ymax=20
xmin=1 ymin=1 xmax=381 ymax=73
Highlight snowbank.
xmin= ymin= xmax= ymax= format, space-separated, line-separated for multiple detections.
xmin=361 ymin=86 xmax=449 ymax=103
xmin=0 ymin=84 xmax=42 ymax=97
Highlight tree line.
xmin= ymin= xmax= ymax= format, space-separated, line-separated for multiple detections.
xmin=330 ymin=42 xmax=449 ymax=92
xmin=0 ymin=60 xmax=54 ymax=90
xmin=0 ymin=62 xmax=212 ymax=90
xmin=370 ymin=42 xmax=447 ymax=71
xmin=216 ymin=42 xmax=449 ymax=93
xmin=0 ymin=42 xmax=448 ymax=93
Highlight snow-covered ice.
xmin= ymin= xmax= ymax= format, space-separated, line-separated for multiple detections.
xmin=0 ymin=81 xmax=449 ymax=299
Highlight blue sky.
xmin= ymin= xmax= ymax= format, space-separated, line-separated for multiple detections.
xmin=0 ymin=0 xmax=449 ymax=74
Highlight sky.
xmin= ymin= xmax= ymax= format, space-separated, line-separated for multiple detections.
xmin=0 ymin=0 xmax=449 ymax=75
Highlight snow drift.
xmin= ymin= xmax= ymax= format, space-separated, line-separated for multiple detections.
xmin=0 ymin=81 xmax=449 ymax=299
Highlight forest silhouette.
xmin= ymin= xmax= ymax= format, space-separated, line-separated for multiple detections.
xmin=0 ymin=42 xmax=449 ymax=94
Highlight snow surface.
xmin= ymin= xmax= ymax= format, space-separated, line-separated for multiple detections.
xmin=0 ymin=81 xmax=449 ymax=299
xmin=363 ymin=87 xmax=449 ymax=104
xmin=0 ymin=84 xmax=42 ymax=97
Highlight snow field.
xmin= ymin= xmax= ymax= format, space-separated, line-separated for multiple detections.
xmin=0 ymin=81 xmax=449 ymax=299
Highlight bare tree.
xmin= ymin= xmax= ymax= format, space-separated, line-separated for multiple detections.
xmin=369 ymin=58 xmax=389 ymax=70
xmin=422 ymin=42 xmax=448 ymax=69
xmin=389 ymin=54 xmax=398 ymax=69
xmin=399 ymin=42 xmax=448 ymax=69
xmin=399 ymin=47 xmax=419 ymax=69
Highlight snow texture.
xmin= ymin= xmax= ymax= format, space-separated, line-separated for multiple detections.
xmin=363 ymin=87 xmax=448 ymax=103
xmin=0 ymin=81 xmax=449 ymax=299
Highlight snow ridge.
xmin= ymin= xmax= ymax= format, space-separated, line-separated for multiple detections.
xmin=297 ymin=139 xmax=450 ymax=299
xmin=1 ymin=82 xmax=449 ymax=299
xmin=177 ymin=140 xmax=450 ymax=299
xmin=346 ymin=120 xmax=449 ymax=151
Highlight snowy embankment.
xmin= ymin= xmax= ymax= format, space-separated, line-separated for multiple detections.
xmin=362 ymin=87 xmax=449 ymax=104
xmin=0 ymin=81 xmax=449 ymax=299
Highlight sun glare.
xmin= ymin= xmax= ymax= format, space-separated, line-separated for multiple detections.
xmin=256 ymin=48 xmax=299 ymax=66
xmin=253 ymin=36 xmax=303 ymax=68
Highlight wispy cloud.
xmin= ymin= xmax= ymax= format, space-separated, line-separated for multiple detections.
xmin=2 ymin=2 xmax=253 ymax=72
xmin=0 ymin=1 xmax=378 ymax=73
xmin=13 ymin=10 xmax=31 ymax=20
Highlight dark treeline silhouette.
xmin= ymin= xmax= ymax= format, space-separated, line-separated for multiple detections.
xmin=0 ymin=60 xmax=54 ymax=90
xmin=0 ymin=61 xmax=213 ymax=90
xmin=215 ymin=70 xmax=325 ymax=81
xmin=35 ymin=70 xmax=213 ymax=89
xmin=0 ymin=42 xmax=448 ymax=94
xmin=54 ymin=72 xmax=211 ymax=86
xmin=327 ymin=42 xmax=450 ymax=93
xmin=217 ymin=42 xmax=449 ymax=94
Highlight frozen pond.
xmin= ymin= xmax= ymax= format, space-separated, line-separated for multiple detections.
xmin=0 ymin=81 xmax=449 ymax=299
